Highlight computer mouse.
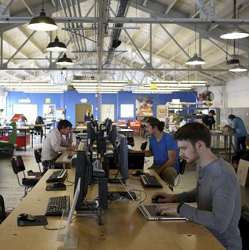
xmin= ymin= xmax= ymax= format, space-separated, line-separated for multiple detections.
xmin=132 ymin=170 xmax=144 ymax=176
xmin=18 ymin=213 xmax=36 ymax=222
xmin=152 ymin=195 xmax=166 ymax=203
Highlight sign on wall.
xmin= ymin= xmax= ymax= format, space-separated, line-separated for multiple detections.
xmin=136 ymin=96 xmax=153 ymax=117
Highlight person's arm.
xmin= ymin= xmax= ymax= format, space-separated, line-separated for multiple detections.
xmin=156 ymin=150 xmax=176 ymax=175
xmin=144 ymin=149 xmax=153 ymax=157
xmin=50 ymin=134 xmax=67 ymax=153
xmin=151 ymin=188 xmax=197 ymax=203
xmin=175 ymin=188 xmax=197 ymax=203
xmin=178 ymin=178 xmax=237 ymax=234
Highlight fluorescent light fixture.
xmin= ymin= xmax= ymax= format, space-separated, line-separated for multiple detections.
xmin=220 ymin=30 xmax=249 ymax=40
xmin=28 ymin=9 xmax=58 ymax=31
xmin=47 ymin=36 xmax=67 ymax=52
xmin=150 ymin=80 xmax=178 ymax=83
xmin=185 ymin=53 xmax=206 ymax=65
xmin=180 ymin=80 xmax=207 ymax=84
xmin=56 ymin=54 xmax=74 ymax=66
xmin=229 ymin=64 xmax=248 ymax=72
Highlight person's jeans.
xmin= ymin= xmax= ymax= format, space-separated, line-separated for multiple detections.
xmin=236 ymin=136 xmax=247 ymax=157
xmin=150 ymin=165 xmax=177 ymax=188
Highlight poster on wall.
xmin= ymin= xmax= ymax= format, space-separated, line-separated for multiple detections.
xmin=136 ymin=96 xmax=153 ymax=117
xmin=43 ymin=104 xmax=56 ymax=122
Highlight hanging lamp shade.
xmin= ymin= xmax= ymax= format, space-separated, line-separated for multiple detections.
xmin=185 ymin=53 xmax=206 ymax=66
xmin=220 ymin=30 xmax=249 ymax=40
xmin=28 ymin=9 xmax=58 ymax=31
xmin=56 ymin=54 xmax=74 ymax=66
xmin=47 ymin=36 xmax=67 ymax=52
xmin=229 ymin=64 xmax=248 ymax=72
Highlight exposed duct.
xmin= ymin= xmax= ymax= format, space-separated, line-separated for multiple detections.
xmin=105 ymin=0 xmax=129 ymax=65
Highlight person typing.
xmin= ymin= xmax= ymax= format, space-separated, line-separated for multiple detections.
xmin=41 ymin=120 xmax=75 ymax=171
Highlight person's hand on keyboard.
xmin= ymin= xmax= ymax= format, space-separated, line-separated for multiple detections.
xmin=151 ymin=192 xmax=177 ymax=203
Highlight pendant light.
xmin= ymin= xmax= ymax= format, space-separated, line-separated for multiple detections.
xmin=228 ymin=41 xmax=248 ymax=72
xmin=220 ymin=0 xmax=249 ymax=40
xmin=56 ymin=54 xmax=74 ymax=66
xmin=47 ymin=36 xmax=67 ymax=52
xmin=46 ymin=2 xmax=66 ymax=52
xmin=28 ymin=0 xmax=57 ymax=31
xmin=229 ymin=64 xmax=248 ymax=72
xmin=186 ymin=25 xmax=205 ymax=66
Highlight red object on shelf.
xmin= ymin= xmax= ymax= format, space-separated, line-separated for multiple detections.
xmin=0 ymin=135 xmax=30 ymax=148
xmin=11 ymin=114 xmax=27 ymax=122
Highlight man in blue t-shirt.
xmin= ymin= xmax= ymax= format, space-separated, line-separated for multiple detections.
xmin=228 ymin=114 xmax=248 ymax=156
xmin=142 ymin=117 xmax=179 ymax=188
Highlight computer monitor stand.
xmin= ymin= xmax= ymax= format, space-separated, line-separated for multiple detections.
xmin=76 ymin=201 xmax=103 ymax=225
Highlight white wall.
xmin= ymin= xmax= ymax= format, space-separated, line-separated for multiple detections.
xmin=226 ymin=77 xmax=249 ymax=108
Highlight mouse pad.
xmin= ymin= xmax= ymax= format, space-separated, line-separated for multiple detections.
xmin=17 ymin=215 xmax=48 ymax=227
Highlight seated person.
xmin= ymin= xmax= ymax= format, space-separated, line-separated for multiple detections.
xmin=41 ymin=119 xmax=75 ymax=171
xmin=142 ymin=117 xmax=179 ymax=188
xmin=152 ymin=123 xmax=241 ymax=250
xmin=61 ymin=126 xmax=73 ymax=147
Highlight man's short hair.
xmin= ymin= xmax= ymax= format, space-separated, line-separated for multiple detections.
xmin=228 ymin=114 xmax=236 ymax=120
xmin=209 ymin=110 xmax=216 ymax=115
xmin=57 ymin=119 xmax=72 ymax=130
xmin=174 ymin=122 xmax=211 ymax=148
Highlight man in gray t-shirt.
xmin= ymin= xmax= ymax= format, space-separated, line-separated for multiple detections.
xmin=152 ymin=123 xmax=242 ymax=250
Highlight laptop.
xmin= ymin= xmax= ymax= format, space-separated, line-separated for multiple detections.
xmin=138 ymin=203 xmax=187 ymax=221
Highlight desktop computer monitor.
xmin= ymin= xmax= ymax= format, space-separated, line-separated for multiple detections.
xmin=74 ymin=151 xmax=92 ymax=210
xmin=116 ymin=134 xmax=129 ymax=180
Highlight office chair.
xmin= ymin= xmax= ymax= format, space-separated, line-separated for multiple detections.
xmin=16 ymin=155 xmax=42 ymax=177
xmin=34 ymin=148 xmax=43 ymax=173
xmin=11 ymin=157 xmax=40 ymax=196
xmin=0 ymin=195 xmax=6 ymax=223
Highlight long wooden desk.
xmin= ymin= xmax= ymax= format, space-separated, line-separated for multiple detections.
xmin=0 ymin=169 xmax=224 ymax=250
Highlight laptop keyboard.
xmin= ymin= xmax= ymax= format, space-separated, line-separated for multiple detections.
xmin=46 ymin=169 xmax=67 ymax=183
xmin=140 ymin=174 xmax=162 ymax=188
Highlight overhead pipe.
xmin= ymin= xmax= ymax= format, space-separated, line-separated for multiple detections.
xmin=59 ymin=0 xmax=80 ymax=57
xmin=105 ymin=0 xmax=129 ymax=65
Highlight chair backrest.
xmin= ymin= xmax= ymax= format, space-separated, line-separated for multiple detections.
xmin=8 ymin=122 xmax=17 ymax=145
xmin=11 ymin=157 xmax=25 ymax=174
xmin=16 ymin=156 xmax=26 ymax=171
xmin=34 ymin=148 xmax=42 ymax=164
xmin=0 ymin=195 xmax=6 ymax=223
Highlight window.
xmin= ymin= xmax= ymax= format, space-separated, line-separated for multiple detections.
xmin=120 ymin=104 xmax=134 ymax=118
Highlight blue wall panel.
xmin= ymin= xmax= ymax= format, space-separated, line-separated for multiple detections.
xmin=6 ymin=91 xmax=196 ymax=125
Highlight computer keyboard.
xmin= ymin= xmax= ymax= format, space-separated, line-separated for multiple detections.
xmin=45 ymin=196 xmax=70 ymax=216
xmin=46 ymin=169 xmax=67 ymax=183
xmin=140 ymin=173 xmax=163 ymax=188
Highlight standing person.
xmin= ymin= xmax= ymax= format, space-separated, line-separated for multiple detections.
xmin=142 ymin=117 xmax=179 ymax=189
xmin=228 ymin=114 xmax=247 ymax=156
xmin=202 ymin=110 xmax=216 ymax=130
xmin=152 ymin=123 xmax=241 ymax=250
xmin=41 ymin=119 xmax=75 ymax=171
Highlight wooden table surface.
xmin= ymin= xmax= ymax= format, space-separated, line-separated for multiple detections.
xmin=0 ymin=169 xmax=224 ymax=250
